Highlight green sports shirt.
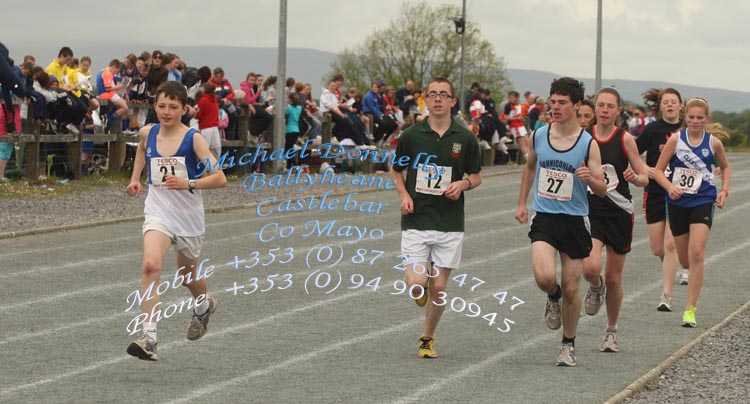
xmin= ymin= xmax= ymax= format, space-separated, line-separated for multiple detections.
xmin=393 ymin=118 xmax=481 ymax=232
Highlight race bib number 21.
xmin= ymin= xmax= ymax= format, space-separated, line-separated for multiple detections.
xmin=150 ymin=156 xmax=188 ymax=187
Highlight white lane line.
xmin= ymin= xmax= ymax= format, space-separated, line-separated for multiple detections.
xmin=386 ymin=240 xmax=750 ymax=404
xmin=163 ymin=236 xmax=745 ymax=404
xmin=1 ymin=182 xmax=745 ymax=395
xmin=160 ymin=250 xmax=536 ymax=404
xmin=3 ymin=193 xmax=744 ymax=339
xmin=0 ymin=241 xmax=528 ymax=397
xmin=0 ymin=290 xmax=362 ymax=397
xmin=0 ymin=197 xmax=506 ymax=279
xmin=0 ymin=205 xmax=521 ymax=306
xmin=0 ymin=180 xmax=519 ymax=259
xmin=0 ymin=210 xmax=524 ymax=333
xmin=161 ymin=320 xmax=418 ymax=404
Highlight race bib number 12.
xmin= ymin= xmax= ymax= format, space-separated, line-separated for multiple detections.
xmin=538 ymin=167 xmax=574 ymax=201
xmin=150 ymin=156 xmax=188 ymax=187
xmin=415 ymin=164 xmax=452 ymax=195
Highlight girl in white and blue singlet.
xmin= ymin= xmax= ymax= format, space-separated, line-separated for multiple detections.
xmin=653 ymin=97 xmax=731 ymax=328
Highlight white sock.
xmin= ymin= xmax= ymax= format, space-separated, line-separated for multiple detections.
xmin=144 ymin=322 xmax=157 ymax=341
xmin=606 ymin=324 xmax=617 ymax=333
xmin=194 ymin=297 xmax=209 ymax=316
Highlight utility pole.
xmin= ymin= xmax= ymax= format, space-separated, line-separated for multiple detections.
xmin=595 ymin=0 xmax=602 ymax=92
xmin=272 ymin=0 xmax=288 ymax=173
xmin=459 ymin=0 xmax=467 ymax=114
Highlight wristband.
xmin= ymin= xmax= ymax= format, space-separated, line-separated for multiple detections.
xmin=465 ymin=178 xmax=472 ymax=190
xmin=721 ymin=188 xmax=729 ymax=197
xmin=630 ymin=173 xmax=639 ymax=184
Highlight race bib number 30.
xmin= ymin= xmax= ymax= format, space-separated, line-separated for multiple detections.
xmin=538 ymin=167 xmax=574 ymax=201
xmin=672 ymin=167 xmax=702 ymax=194
xmin=150 ymin=156 xmax=188 ymax=187
xmin=415 ymin=164 xmax=452 ymax=195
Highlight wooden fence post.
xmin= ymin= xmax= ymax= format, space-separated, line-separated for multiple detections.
xmin=107 ymin=116 xmax=126 ymax=174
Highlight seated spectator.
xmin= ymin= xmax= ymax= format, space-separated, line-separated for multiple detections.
xmin=34 ymin=72 xmax=79 ymax=133
xmin=298 ymin=82 xmax=321 ymax=138
xmin=395 ymin=80 xmax=414 ymax=109
xmin=121 ymin=53 xmax=138 ymax=91
xmin=319 ymin=79 xmax=356 ymax=143
xmin=163 ymin=53 xmax=182 ymax=82
xmin=401 ymin=88 xmax=428 ymax=124
xmin=240 ymin=72 xmax=262 ymax=106
xmin=527 ymin=94 xmax=544 ymax=130
xmin=261 ymin=75 xmax=277 ymax=107
xmin=237 ymin=72 xmax=272 ymax=138
xmin=127 ymin=57 xmax=150 ymax=129
xmin=96 ymin=59 xmax=128 ymax=123
xmin=285 ymin=77 xmax=295 ymax=97
xmin=45 ymin=47 xmax=73 ymax=88
xmin=65 ymin=57 xmax=98 ymax=119
xmin=362 ymin=81 xmax=397 ymax=145
xmin=347 ymin=87 xmax=370 ymax=137
xmin=209 ymin=67 xmax=237 ymax=139
xmin=195 ymin=82 xmax=221 ymax=158
xmin=255 ymin=74 xmax=266 ymax=104
xmin=383 ymin=86 xmax=404 ymax=125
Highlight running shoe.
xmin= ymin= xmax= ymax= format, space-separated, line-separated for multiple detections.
xmin=679 ymin=269 xmax=689 ymax=285
xmin=418 ymin=336 xmax=437 ymax=358
xmin=545 ymin=298 xmax=562 ymax=330
xmin=556 ymin=343 xmax=576 ymax=367
xmin=657 ymin=293 xmax=673 ymax=312
xmin=414 ymin=279 xmax=429 ymax=307
xmin=584 ymin=274 xmax=606 ymax=316
xmin=682 ymin=306 xmax=697 ymax=328
xmin=600 ymin=331 xmax=619 ymax=352
xmin=186 ymin=295 xmax=218 ymax=341
xmin=127 ymin=334 xmax=158 ymax=361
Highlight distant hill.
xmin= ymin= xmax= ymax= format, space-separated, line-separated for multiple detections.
xmin=10 ymin=44 xmax=749 ymax=113
xmin=506 ymin=68 xmax=750 ymax=114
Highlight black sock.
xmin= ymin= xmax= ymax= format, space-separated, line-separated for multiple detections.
xmin=548 ymin=284 xmax=562 ymax=301
xmin=562 ymin=336 xmax=575 ymax=347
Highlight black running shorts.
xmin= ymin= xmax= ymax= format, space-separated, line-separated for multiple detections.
xmin=667 ymin=203 xmax=714 ymax=237
xmin=644 ymin=191 xmax=667 ymax=224
xmin=590 ymin=211 xmax=634 ymax=255
xmin=529 ymin=212 xmax=592 ymax=259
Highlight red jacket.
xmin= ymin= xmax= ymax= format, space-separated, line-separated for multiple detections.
xmin=208 ymin=77 xmax=235 ymax=102
xmin=196 ymin=93 xmax=219 ymax=129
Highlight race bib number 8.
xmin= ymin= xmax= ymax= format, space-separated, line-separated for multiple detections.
xmin=538 ymin=167 xmax=574 ymax=201
xmin=672 ymin=167 xmax=702 ymax=194
xmin=602 ymin=164 xmax=619 ymax=192
xmin=415 ymin=164 xmax=452 ymax=195
xmin=150 ymin=156 xmax=188 ymax=187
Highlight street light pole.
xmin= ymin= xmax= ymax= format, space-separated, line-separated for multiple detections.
xmin=595 ymin=0 xmax=602 ymax=92
xmin=273 ymin=0 xmax=288 ymax=174
xmin=458 ymin=0 xmax=466 ymax=115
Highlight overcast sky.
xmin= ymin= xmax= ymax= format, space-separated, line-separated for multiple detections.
xmin=3 ymin=0 xmax=749 ymax=92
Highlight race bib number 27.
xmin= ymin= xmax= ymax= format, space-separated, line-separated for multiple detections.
xmin=538 ymin=167 xmax=574 ymax=201
xmin=150 ymin=156 xmax=188 ymax=187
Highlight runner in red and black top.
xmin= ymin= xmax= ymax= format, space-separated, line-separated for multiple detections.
xmin=636 ymin=88 xmax=685 ymax=312
xmin=582 ymin=87 xmax=649 ymax=353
